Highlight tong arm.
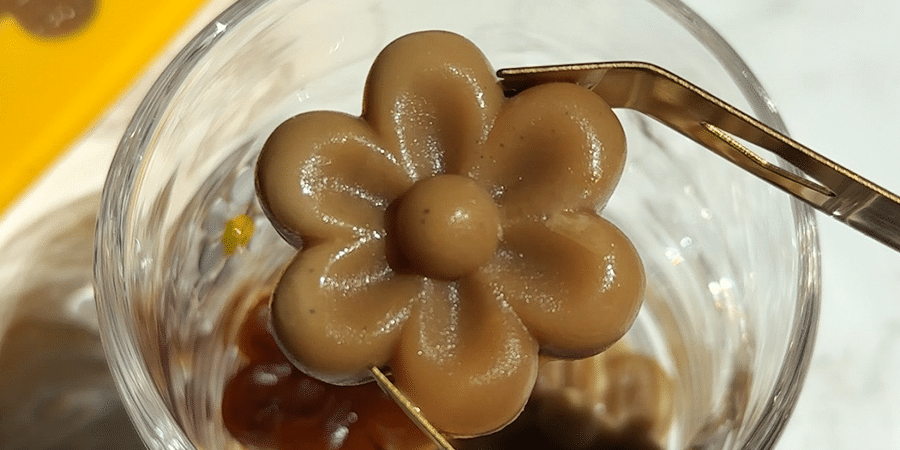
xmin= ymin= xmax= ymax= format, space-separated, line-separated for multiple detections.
xmin=499 ymin=62 xmax=900 ymax=252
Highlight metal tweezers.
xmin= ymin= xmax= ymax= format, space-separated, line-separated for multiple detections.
xmin=378 ymin=61 xmax=900 ymax=450
xmin=499 ymin=61 xmax=900 ymax=253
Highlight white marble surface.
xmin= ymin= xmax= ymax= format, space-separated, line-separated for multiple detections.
xmin=682 ymin=0 xmax=900 ymax=447
xmin=2 ymin=0 xmax=898 ymax=448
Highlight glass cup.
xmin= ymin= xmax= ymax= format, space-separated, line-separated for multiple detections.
xmin=94 ymin=0 xmax=820 ymax=448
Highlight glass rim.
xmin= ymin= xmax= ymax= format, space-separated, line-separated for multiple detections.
xmin=649 ymin=0 xmax=821 ymax=447
xmin=93 ymin=0 xmax=822 ymax=448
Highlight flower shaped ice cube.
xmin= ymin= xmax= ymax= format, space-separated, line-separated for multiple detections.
xmin=256 ymin=30 xmax=644 ymax=438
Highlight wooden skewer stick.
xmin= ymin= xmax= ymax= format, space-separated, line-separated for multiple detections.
xmin=369 ymin=367 xmax=456 ymax=450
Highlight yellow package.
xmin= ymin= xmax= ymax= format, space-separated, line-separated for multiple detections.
xmin=1 ymin=0 xmax=207 ymax=213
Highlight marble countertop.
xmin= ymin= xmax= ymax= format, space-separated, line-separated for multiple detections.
xmin=682 ymin=0 xmax=900 ymax=447
xmin=1 ymin=0 xmax=897 ymax=448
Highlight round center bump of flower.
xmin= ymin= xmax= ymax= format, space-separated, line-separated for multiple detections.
xmin=393 ymin=174 xmax=501 ymax=281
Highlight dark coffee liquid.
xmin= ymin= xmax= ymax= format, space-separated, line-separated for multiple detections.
xmin=222 ymin=296 xmax=430 ymax=449
xmin=223 ymin=295 xmax=665 ymax=450
xmin=454 ymin=401 xmax=663 ymax=450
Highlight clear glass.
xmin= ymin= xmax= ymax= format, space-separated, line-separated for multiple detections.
xmin=94 ymin=0 xmax=820 ymax=449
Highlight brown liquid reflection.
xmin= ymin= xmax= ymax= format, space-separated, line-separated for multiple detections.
xmin=2 ymin=0 xmax=96 ymax=38
xmin=455 ymin=403 xmax=663 ymax=450
xmin=0 ymin=194 xmax=144 ymax=449
xmin=224 ymin=294 xmax=672 ymax=450
xmin=223 ymin=296 xmax=432 ymax=450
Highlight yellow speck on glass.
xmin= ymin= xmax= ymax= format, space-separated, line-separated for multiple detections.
xmin=223 ymin=214 xmax=254 ymax=255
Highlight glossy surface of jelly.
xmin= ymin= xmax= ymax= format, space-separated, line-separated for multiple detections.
xmin=256 ymin=30 xmax=644 ymax=437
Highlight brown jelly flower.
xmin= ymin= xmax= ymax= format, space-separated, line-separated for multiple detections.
xmin=256 ymin=30 xmax=644 ymax=438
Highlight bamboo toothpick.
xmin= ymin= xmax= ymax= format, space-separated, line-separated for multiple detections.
xmin=369 ymin=367 xmax=456 ymax=450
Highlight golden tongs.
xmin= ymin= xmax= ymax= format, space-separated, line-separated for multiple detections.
xmin=500 ymin=61 xmax=900 ymax=253
xmin=375 ymin=62 xmax=900 ymax=450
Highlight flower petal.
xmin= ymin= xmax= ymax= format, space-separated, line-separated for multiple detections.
xmin=391 ymin=277 xmax=539 ymax=437
xmin=271 ymin=235 xmax=423 ymax=385
xmin=464 ymin=82 xmax=626 ymax=220
xmin=257 ymin=111 xmax=411 ymax=246
xmin=362 ymin=31 xmax=505 ymax=180
xmin=481 ymin=211 xmax=644 ymax=358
